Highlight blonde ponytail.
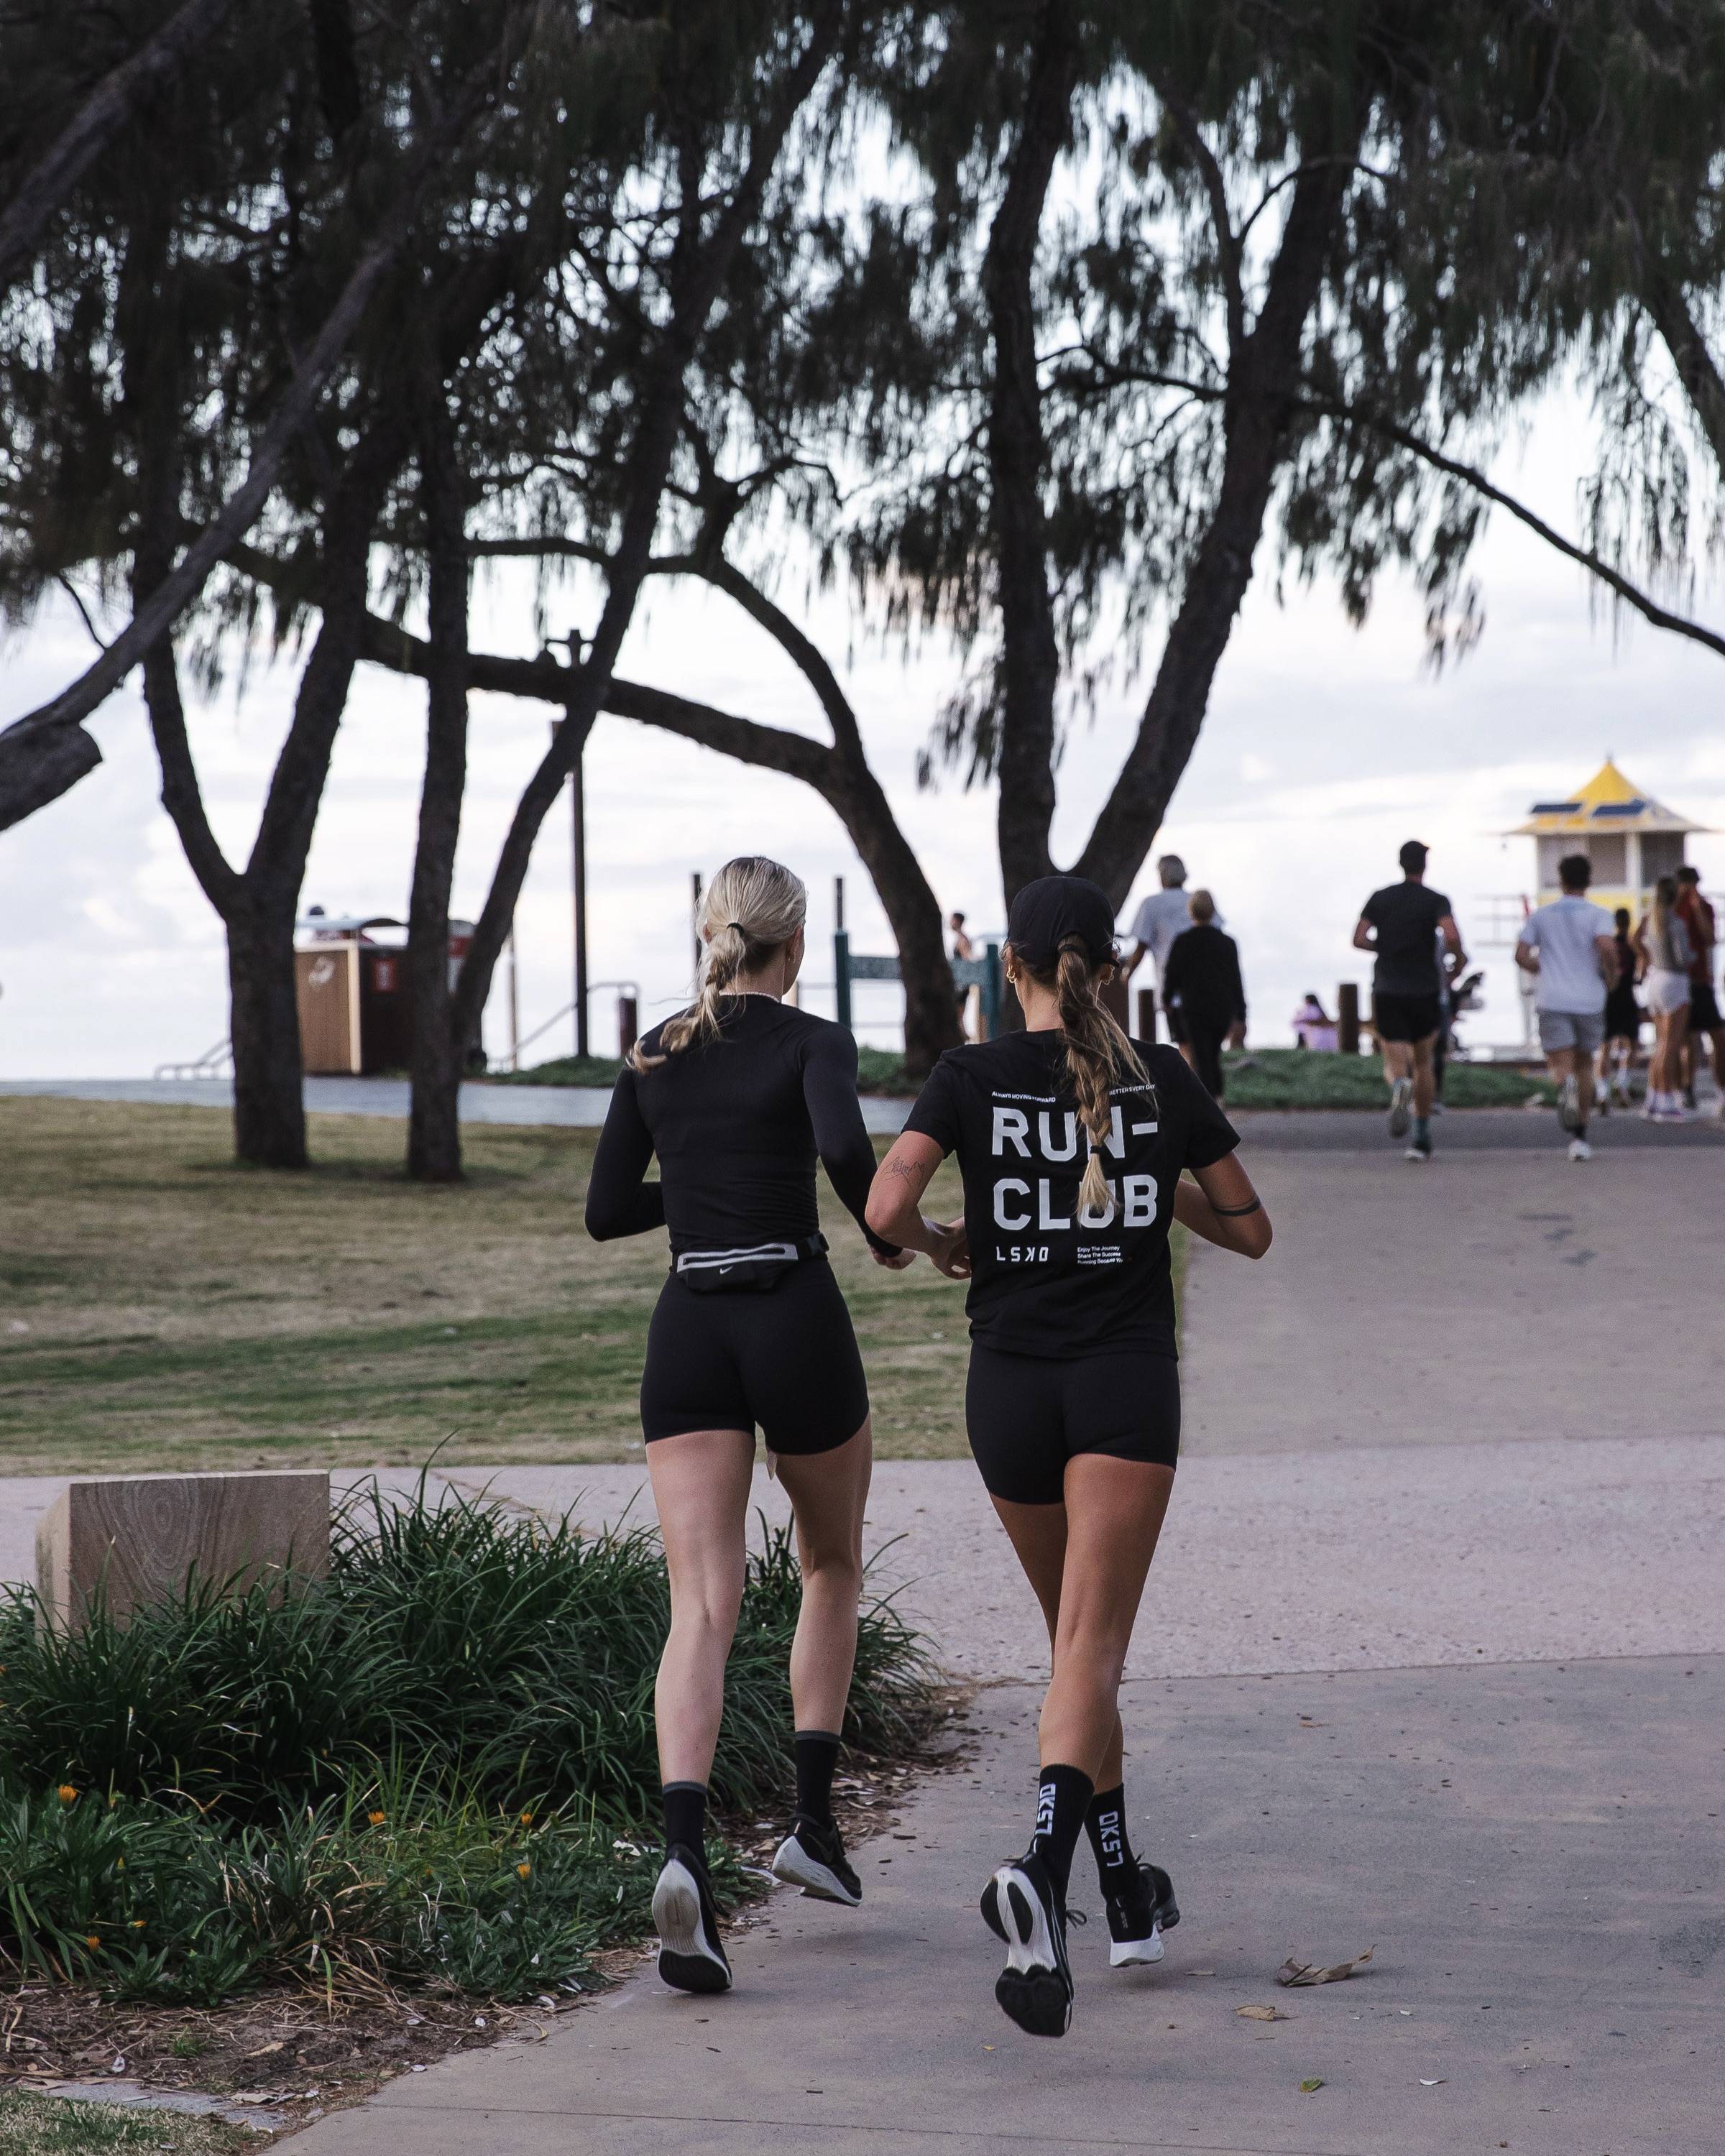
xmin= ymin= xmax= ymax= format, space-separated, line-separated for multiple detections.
xmin=1009 ymin=933 xmax=1148 ymax=1220
xmin=630 ymin=855 xmax=807 ymax=1071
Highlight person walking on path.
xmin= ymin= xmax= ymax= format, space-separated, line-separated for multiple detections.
xmin=1353 ymin=840 xmax=1466 ymax=1161
xmin=1123 ymin=855 xmax=1220 ymax=1045
xmin=865 ymin=874 xmax=1272 ymax=2040
xmin=950 ymin=911 xmax=977 ymax=1030
xmin=1673 ymin=867 xmax=1724 ymax=1112
xmin=1160 ymin=891 xmax=1246 ymax=1100
xmin=585 ymin=856 xmax=921 ymax=1996
xmin=1514 ymin=854 xmax=1619 ymax=1162
xmin=1601 ymin=907 xmax=1643 ymax=1110
xmin=1634 ymin=875 xmax=1694 ymax=1123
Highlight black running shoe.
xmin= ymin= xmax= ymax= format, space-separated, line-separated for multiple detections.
xmin=983 ymin=1851 xmax=1073 ymax=2037
xmin=652 ymin=1844 xmax=731 ymax=1994
xmin=770 ymin=1815 xmax=862 ymax=1906
xmin=1103 ymin=1860 xmax=1180 ymax=1968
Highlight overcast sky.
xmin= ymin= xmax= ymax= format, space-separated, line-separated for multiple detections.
xmin=3 ymin=388 xmax=1722 ymax=1078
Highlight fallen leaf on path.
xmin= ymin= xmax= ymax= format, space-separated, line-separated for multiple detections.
xmin=1236 ymin=2006 xmax=1288 ymax=2022
xmin=1419 ymin=2078 xmax=1447 ymax=2086
xmin=1277 ymin=1946 xmax=1375 ymax=1987
xmin=1299 ymin=2077 xmax=1324 ymax=2093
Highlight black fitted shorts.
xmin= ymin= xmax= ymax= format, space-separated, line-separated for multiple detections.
xmin=1373 ymin=991 xmax=1441 ymax=1044
xmin=965 ymin=1344 xmax=1180 ymax=1506
xmin=1690 ymin=979 xmax=1724 ymax=1035
xmin=640 ymin=1259 xmax=869 ymax=1455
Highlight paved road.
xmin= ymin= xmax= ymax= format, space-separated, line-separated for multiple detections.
xmin=285 ymin=1654 xmax=1723 ymax=2156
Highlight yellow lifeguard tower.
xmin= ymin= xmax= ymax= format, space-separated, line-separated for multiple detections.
xmin=1507 ymin=758 xmax=1706 ymax=917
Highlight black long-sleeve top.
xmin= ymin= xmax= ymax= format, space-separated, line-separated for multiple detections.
xmin=584 ymin=995 xmax=894 ymax=1256
xmin=1161 ymin=923 xmax=1246 ymax=1031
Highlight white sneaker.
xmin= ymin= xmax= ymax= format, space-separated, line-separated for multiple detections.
xmin=1568 ymin=1138 xmax=1593 ymax=1161
xmin=1558 ymin=1074 xmax=1581 ymax=1133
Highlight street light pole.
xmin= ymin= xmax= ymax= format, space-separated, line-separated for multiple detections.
xmin=550 ymin=711 xmax=589 ymax=1060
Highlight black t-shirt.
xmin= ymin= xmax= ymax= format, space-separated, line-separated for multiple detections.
xmin=902 ymin=1032 xmax=1238 ymax=1359
xmin=584 ymin=997 xmax=890 ymax=1256
xmin=1361 ymin=882 xmax=1453 ymax=997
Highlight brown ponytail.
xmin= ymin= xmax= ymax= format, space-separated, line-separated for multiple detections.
xmin=1009 ymin=933 xmax=1149 ymax=1220
xmin=630 ymin=855 xmax=807 ymax=1071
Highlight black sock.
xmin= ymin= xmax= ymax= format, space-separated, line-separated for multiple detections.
xmin=1084 ymin=1783 xmax=1138 ymax=1890
xmin=794 ymin=1729 xmax=842 ymax=1825
xmin=663 ymin=1781 xmax=707 ymax=1861
xmin=1030 ymin=1764 xmax=1094 ymax=1896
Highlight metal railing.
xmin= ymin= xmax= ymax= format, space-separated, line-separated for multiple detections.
xmin=152 ymin=1039 xmax=234 ymax=1081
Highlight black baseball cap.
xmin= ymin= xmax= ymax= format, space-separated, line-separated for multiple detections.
xmin=1006 ymin=874 xmax=1117 ymax=971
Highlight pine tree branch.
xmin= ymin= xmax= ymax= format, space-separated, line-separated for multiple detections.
xmin=0 ymin=0 xmax=244 ymax=288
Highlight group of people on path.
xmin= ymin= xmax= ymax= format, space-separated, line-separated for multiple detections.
xmin=1351 ymin=839 xmax=1722 ymax=1160
xmin=588 ymin=857 xmax=1271 ymax=2040
xmin=1121 ymin=857 xmax=1247 ymax=1100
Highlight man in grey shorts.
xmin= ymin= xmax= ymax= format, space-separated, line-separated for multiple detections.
xmin=1515 ymin=854 xmax=1619 ymax=1161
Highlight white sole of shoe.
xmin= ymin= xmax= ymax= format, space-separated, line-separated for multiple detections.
xmin=770 ymin=1833 xmax=860 ymax=1907
xmin=1109 ymin=1923 xmax=1165 ymax=1968
xmin=1387 ymin=1082 xmax=1412 ymax=1138
xmin=993 ymin=1864 xmax=1072 ymax=2037
xmin=653 ymin=1856 xmax=730 ymax=1992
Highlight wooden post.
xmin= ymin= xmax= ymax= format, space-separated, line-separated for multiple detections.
xmin=691 ymin=870 xmax=703 ymax=982
xmin=1100 ymin=975 xmax=1129 ymax=1028
xmin=617 ymin=994 xmax=638 ymax=1056
xmin=1136 ymin=987 xmax=1158 ymax=1041
xmin=36 ymin=1471 xmax=329 ymax=1632
xmin=1338 ymin=982 xmax=1361 ymax=1056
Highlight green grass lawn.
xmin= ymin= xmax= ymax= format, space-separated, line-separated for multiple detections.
xmin=0 ymin=2093 xmax=247 ymax=2156
xmin=1220 ymin=1046 xmax=1554 ymax=1111
xmin=0 ymin=1097 xmax=1003 ymax=1474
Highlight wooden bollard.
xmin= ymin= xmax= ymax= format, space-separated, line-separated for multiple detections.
xmin=1136 ymin=988 xmax=1159 ymax=1042
xmin=36 ymin=1470 xmax=329 ymax=1631
xmin=1338 ymin=983 xmax=1361 ymax=1056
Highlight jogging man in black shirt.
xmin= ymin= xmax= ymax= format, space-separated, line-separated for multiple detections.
xmin=1353 ymin=840 xmax=1466 ymax=1161
xmin=867 ymin=875 xmax=1272 ymax=2040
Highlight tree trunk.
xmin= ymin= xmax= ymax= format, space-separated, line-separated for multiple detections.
xmin=984 ymin=0 xmax=1080 ymax=902
xmin=822 ymin=752 xmax=961 ymax=1076
xmin=1074 ymin=160 xmax=1348 ymax=905
xmin=226 ymin=892 xmax=310 ymax=1169
xmin=406 ymin=416 xmax=471 ymax=1183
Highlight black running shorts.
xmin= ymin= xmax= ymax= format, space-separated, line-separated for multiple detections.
xmin=1373 ymin=991 xmax=1441 ymax=1044
xmin=640 ymin=1259 xmax=869 ymax=1455
xmin=965 ymin=1345 xmax=1180 ymax=1506
xmin=1690 ymin=979 xmax=1724 ymax=1036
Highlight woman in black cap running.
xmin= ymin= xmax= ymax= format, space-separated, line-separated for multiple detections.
xmin=586 ymin=855 xmax=929 ymax=1996
xmin=866 ymin=873 xmax=1271 ymax=2039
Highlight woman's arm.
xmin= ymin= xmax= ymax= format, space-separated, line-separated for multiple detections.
xmin=801 ymin=1028 xmax=908 ymax=1264
xmin=865 ymin=1133 xmax=970 ymax=1277
xmin=1172 ymin=1153 xmax=1272 ymax=1258
xmin=584 ymin=1067 xmax=666 ymax=1241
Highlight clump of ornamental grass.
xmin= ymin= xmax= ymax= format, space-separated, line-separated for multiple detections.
xmin=0 ymin=1475 xmax=937 ymax=2004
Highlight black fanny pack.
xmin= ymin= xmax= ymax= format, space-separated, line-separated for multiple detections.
xmin=673 ymin=1232 xmax=828 ymax=1294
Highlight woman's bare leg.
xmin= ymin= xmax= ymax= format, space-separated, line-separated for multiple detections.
xmin=774 ymin=1419 xmax=873 ymax=1735
xmin=990 ymin=1494 xmax=1124 ymax=1790
xmin=1039 ymin=1455 xmax=1176 ymax=1779
xmin=647 ymin=1427 xmax=757 ymax=1786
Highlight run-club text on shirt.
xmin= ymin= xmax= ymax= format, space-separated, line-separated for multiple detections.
xmin=903 ymin=1036 xmax=1238 ymax=1358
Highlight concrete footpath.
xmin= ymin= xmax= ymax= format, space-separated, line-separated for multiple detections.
xmin=6 ymin=1112 xmax=1720 ymax=2152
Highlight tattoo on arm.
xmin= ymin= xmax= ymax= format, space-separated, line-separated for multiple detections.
xmin=1210 ymin=1196 xmax=1262 ymax=1217
xmin=886 ymin=1156 xmax=924 ymax=1184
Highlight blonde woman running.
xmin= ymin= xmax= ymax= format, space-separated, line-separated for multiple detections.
xmin=586 ymin=857 xmax=913 ymax=1994
xmin=866 ymin=875 xmax=1271 ymax=2038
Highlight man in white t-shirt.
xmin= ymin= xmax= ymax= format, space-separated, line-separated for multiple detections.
xmin=1123 ymin=857 xmax=1222 ymax=1041
xmin=1515 ymin=852 xmax=1619 ymax=1161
